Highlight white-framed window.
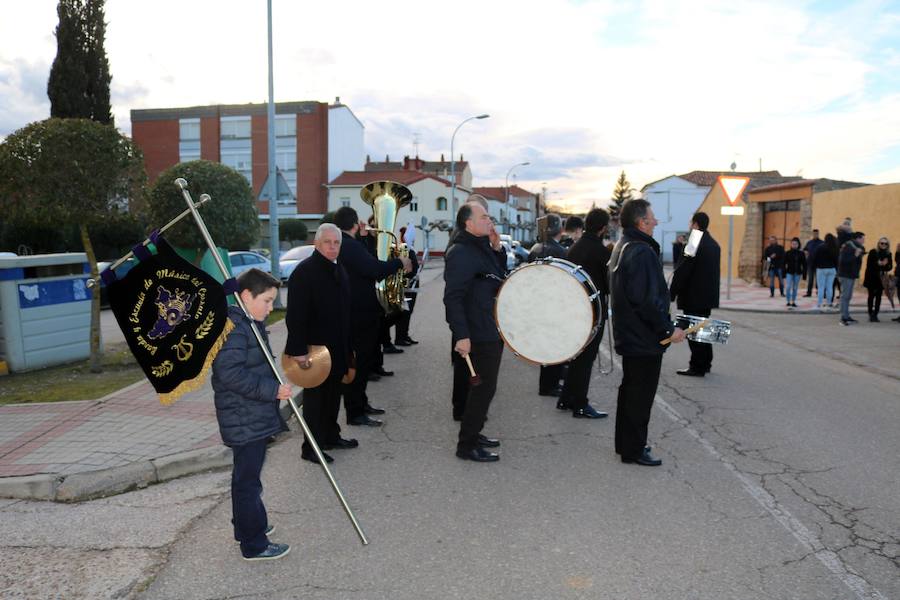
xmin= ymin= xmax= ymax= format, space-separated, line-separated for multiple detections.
xmin=410 ymin=196 xmax=418 ymax=212
xmin=179 ymin=118 xmax=200 ymax=163
xmin=340 ymin=197 xmax=351 ymax=207
xmin=275 ymin=115 xmax=296 ymax=137
xmin=220 ymin=116 xmax=251 ymax=139
xmin=436 ymin=196 xmax=447 ymax=211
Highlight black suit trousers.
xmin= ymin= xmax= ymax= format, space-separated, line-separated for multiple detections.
xmin=614 ymin=354 xmax=662 ymax=460
xmin=451 ymin=347 xmax=470 ymax=420
xmin=684 ymin=308 xmax=713 ymax=372
xmin=343 ymin=316 xmax=380 ymax=421
xmin=458 ymin=341 xmax=503 ymax=452
xmin=539 ymin=363 xmax=566 ymax=393
xmin=302 ymin=372 xmax=343 ymax=452
xmin=560 ymin=319 xmax=605 ymax=409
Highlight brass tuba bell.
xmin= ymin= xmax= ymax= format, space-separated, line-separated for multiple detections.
xmin=361 ymin=180 xmax=412 ymax=314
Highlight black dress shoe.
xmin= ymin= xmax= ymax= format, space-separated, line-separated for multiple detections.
xmin=676 ymin=368 xmax=705 ymax=377
xmin=347 ymin=415 xmax=383 ymax=427
xmin=364 ymin=404 xmax=385 ymax=415
xmin=301 ymin=450 xmax=334 ymax=464
xmin=622 ymin=448 xmax=662 ymax=466
xmin=573 ymin=405 xmax=608 ymax=419
xmin=556 ymin=399 xmax=571 ymax=410
xmin=456 ymin=447 xmax=499 ymax=462
xmin=477 ymin=434 xmax=500 ymax=448
xmin=401 ymin=337 xmax=419 ymax=345
xmin=394 ymin=339 xmax=413 ymax=346
xmin=322 ymin=437 xmax=359 ymax=450
xmin=367 ymin=372 xmax=382 ymax=382
xmin=372 ymin=367 xmax=394 ymax=377
xmin=539 ymin=387 xmax=562 ymax=397
xmin=382 ymin=344 xmax=404 ymax=354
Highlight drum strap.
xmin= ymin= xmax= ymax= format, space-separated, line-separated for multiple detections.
xmin=477 ymin=273 xmax=506 ymax=282
xmin=609 ymin=241 xmax=649 ymax=273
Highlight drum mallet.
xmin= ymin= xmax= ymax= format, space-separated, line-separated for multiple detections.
xmin=463 ymin=354 xmax=482 ymax=386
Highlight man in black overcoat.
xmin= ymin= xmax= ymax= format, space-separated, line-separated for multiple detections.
xmin=609 ymin=199 xmax=685 ymax=466
xmin=669 ymin=212 xmax=721 ymax=377
xmin=558 ymin=208 xmax=611 ymax=419
xmin=284 ymin=223 xmax=354 ymax=464
xmin=334 ymin=207 xmax=411 ymax=427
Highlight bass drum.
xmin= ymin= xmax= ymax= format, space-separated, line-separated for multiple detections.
xmin=494 ymin=258 xmax=600 ymax=365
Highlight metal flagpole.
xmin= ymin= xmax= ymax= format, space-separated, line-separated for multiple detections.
xmin=85 ymin=195 xmax=211 ymax=291
xmin=175 ymin=178 xmax=369 ymax=546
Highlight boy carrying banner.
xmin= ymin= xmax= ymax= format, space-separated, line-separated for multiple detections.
xmin=211 ymin=268 xmax=293 ymax=561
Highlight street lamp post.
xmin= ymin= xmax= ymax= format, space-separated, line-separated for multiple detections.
xmin=505 ymin=161 xmax=530 ymax=237
xmin=450 ymin=114 xmax=489 ymax=215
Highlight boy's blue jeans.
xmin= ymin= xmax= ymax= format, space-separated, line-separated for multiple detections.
xmin=232 ymin=438 xmax=271 ymax=557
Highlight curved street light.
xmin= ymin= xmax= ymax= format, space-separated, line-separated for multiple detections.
xmin=450 ymin=114 xmax=490 ymax=215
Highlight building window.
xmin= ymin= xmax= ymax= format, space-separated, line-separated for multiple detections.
xmin=410 ymin=196 xmax=418 ymax=212
xmin=178 ymin=118 xmax=200 ymax=163
xmin=220 ymin=117 xmax=252 ymax=183
xmin=340 ymin=197 xmax=351 ymax=208
xmin=275 ymin=115 xmax=296 ymax=137
xmin=436 ymin=196 xmax=447 ymax=211
xmin=220 ymin=117 xmax=251 ymax=139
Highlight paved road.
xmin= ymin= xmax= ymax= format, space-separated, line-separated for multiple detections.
xmin=4 ymin=264 xmax=898 ymax=599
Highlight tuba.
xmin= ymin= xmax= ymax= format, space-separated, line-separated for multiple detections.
xmin=361 ymin=180 xmax=412 ymax=314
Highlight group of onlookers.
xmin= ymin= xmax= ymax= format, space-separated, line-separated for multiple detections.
xmin=763 ymin=218 xmax=898 ymax=324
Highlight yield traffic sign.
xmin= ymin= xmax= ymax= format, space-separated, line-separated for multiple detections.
xmin=719 ymin=175 xmax=750 ymax=206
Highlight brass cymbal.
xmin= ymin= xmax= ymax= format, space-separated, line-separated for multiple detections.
xmin=281 ymin=345 xmax=331 ymax=388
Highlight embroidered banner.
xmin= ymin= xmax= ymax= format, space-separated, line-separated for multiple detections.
xmin=106 ymin=236 xmax=233 ymax=404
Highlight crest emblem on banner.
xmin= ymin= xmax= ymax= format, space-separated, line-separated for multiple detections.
xmin=106 ymin=236 xmax=233 ymax=404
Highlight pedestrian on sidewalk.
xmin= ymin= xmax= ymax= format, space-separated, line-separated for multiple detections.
xmin=784 ymin=237 xmax=806 ymax=308
xmin=838 ymin=232 xmax=866 ymax=325
xmin=814 ymin=233 xmax=839 ymax=310
xmin=212 ymin=269 xmax=292 ymax=561
xmin=863 ymin=237 xmax=893 ymax=322
xmin=834 ymin=218 xmax=854 ymax=301
xmin=802 ymin=229 xmax=823 ymax=297
xmin=893 ymin=242 xmax=900 ymax=322
xmin=763 ymin=236 xmax=786 ymax=297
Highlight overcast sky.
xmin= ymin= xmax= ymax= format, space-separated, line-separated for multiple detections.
xmin=2 ymin=0 xmax=899 ymax=210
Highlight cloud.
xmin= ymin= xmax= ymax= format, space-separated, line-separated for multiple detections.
xmin=0 ymin=58 xmax=50 ymax=138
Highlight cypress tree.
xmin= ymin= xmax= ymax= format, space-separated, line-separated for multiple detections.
xmin=47 ymin=0 xmax=112 ymax=124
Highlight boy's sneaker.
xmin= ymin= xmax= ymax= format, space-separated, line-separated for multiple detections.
xmin=243 ymin=542 xmax=290 ymax=561
xmin=840 ymin=319 xmax=850 ymax=326
xmin=234 ymin=524 xmax=275 ymax=543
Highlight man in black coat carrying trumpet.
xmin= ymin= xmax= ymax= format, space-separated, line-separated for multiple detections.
xmin=444 ymin=201 xmax=506 ymax=463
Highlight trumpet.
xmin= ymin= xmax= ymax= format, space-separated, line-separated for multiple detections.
xmin=360 ymin=180 xmax=412 ymax=314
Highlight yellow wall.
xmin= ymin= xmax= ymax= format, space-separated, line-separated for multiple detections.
xmin=696 ymin=185 xmax=746 ymax=282
xmin=812 ymin=183 xmax=900 ymax=256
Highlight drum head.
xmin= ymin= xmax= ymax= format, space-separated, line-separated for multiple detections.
xmin=495 ymin=262 xmax=595 ymax=365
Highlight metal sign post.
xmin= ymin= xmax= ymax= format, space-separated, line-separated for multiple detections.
xmin=718 ymin=176 xmax=750 ymax=300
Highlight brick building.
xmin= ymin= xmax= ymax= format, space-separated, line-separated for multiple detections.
xmin=130 ymin=99 xmax=365 ymax=233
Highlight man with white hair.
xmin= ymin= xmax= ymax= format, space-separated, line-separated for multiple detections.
xmin=284 ymin=223 xmax=355 ymax=464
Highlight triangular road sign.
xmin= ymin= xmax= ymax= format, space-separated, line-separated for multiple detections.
xmin=719 ymin=175 xmax=750 ymax=206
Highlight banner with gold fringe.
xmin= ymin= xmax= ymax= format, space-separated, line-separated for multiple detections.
xmin=106 ymin=235 xmax=234 ymax=404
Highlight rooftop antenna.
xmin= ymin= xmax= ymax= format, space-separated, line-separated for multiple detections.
xmin=413 ymin=132 xmax=421 ymax=157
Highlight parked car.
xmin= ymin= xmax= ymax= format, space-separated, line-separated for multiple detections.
xmin=498 ymin=234 xmax=517 ymax=270
xmin=510 ymin=240 xmax=529 ymax=266
xmin=278 ymin=245 xmax=315 ymax=281
xmin=228 ymin=251 xmax=272 ymax=277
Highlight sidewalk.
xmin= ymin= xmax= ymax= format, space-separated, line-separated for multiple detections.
xmin=0 ymin=321 xmax=290 ymax=502
xmin=0 ymin=270 xmax=887 ymax=502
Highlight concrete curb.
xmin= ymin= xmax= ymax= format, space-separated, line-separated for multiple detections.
xmin=0 ymin=398 xmax=302 ymax=503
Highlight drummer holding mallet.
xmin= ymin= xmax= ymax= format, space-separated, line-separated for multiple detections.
xmin=284 ymin=223 xmax=356 ymax=465
xmin=444 ymin=201 xmax=506 ymax=463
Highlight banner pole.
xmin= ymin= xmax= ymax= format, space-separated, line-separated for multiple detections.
xmin=174 ymin=178 xmax=369 ymax=546
xmin=86 ymin=194 xmax=211 ymax=290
